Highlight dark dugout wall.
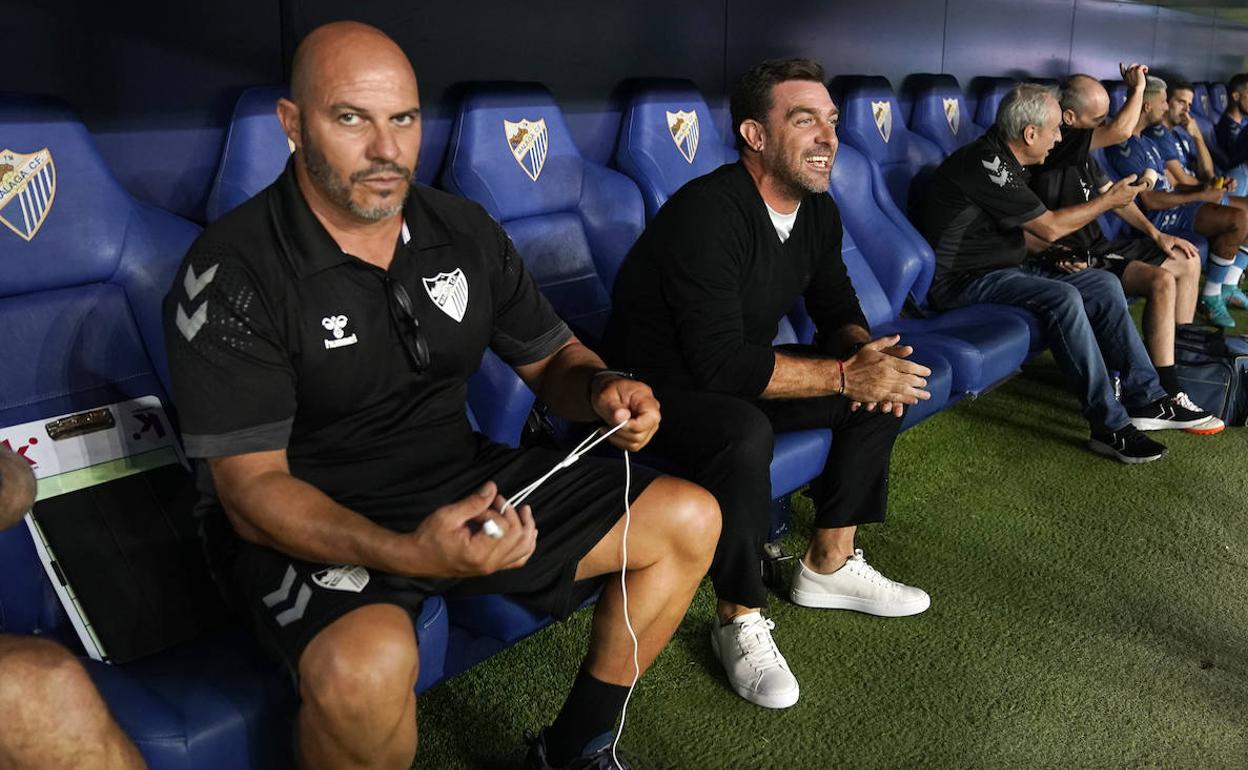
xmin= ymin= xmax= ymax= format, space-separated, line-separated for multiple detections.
xmin=3 ymin=0 xmax=1246 ymax=223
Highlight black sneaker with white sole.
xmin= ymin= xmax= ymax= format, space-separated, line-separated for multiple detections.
xmin=1088 ymin=424 xmax=1168 ymax=464
xmin=1127 ymin=393 xmax=1222 ymax=432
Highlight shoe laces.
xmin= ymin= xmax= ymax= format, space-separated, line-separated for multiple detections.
xmin=1172 ymin=391 xmax=1203 ymax=413
xmin=733 ymin=615 xmax=788 ymax=674
xmin=842 ymin=549 xmax=901 ymax=590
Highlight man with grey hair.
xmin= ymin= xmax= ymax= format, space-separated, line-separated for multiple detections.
xmin=1029 ymin=73 xmax=1213 ymax=423
xmin=0 ymin=445 xmax=149 ymax=769
xmin=922 ymin=82 xmax=1220 ymax=464
xmin=1108 ymin=75 xmax=1248 ymax=329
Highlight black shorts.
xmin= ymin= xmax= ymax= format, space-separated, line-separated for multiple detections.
xmin=210 ymin=439 xmax=658 ymax=674
xmin=1090 ymin=237 xmax=1168 ymax=277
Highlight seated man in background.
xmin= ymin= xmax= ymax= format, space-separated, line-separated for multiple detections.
xmin=1108 ymin=76 xmax=1248 ymax=328
xmin=1213 ymin=73 xmax=1248 ymax=190
xmin=0 ymin=445 xmax=148 ymax=770
xmin=1028 ymin=74 xmax=1218 ymax=432
xmin=922 ymin=83 xmax=1219 ymax=465
xmin=1146 ymin=79 xmax=1218 ymax=189
xmin=163 ymin=21 xmax=719 ymax=770
xmin=605 ymin=58 xmax=932 ymax=712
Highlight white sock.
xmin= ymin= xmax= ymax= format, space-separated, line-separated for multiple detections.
xmin=1227 ymin=265 xmax=1245 ymax=286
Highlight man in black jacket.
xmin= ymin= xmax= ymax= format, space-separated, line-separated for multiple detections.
xmin=605 ymin=58 xmax=932 ymax=711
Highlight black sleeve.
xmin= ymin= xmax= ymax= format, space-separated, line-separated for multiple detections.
xmin=803 ymin=202 xmax=869 ymax=343
xmin=657 ymin=193 xmax=776 ymax=396
xmin=1087 ymin=156 xmax=1110 ymax=192
xmin=162 ymin=238 xmax=297 ymax=459
xmin=958 ymin=149 xmax=1047 ymax=228
xmin=486 ymin=219 xmax=573 ymax=366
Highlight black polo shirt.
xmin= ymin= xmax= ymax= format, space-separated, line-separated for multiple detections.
xmin=921 ymin=126 xmax=1047 ymax=308
xmin=1028 ymin=127 xmax=1109 ymax=250
xmin=162 ymin=162 xmax=570 ymax=516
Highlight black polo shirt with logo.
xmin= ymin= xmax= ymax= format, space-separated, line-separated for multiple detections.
xmin=920 ymin=126 xmax=1047 ymax=308
xmin=162 ymin=162 xmax=571 ymax=521
xmin=1027 ymin=127 xmax=1109 ymax=250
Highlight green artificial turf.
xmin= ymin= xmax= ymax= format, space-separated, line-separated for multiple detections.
xmin=414 ymin=311 xmax=1248 ymax=769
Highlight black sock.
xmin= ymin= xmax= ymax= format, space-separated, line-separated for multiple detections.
xmin=544 ymin=669 xmax=629 ymax=766
xmin=1156 ymin=365 xmax=1180 ymax=396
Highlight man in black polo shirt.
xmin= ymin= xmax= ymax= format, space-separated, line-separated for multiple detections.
xmin=1029 ymin=74 xmax=1214 ymax=427
xmin=161 ymin=22 xmax=719 ymax=770
xmin=605 ymin=58 xmax=933 ymax=711
xmin=0 ymin=446 xmax=149 ymax=770
xmin=921 ymin=83 xmax=1220 ymax=465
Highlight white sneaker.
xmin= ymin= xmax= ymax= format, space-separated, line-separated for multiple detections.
xmin=790 ymin=549 xmax=931 ymax=617
xmin=709 ymin=611 xmax=800 ymax=709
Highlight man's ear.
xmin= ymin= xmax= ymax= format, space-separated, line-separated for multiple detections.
xmin=1062 ymin=108 xmax=1077 ymax=127
xmin=1023 ymin=124 xmax=1039 ymax=146
xmin=739 ymin=119 xmax=765 ymax=153
xmin=276 ymin=98 xmax=302 ymax=152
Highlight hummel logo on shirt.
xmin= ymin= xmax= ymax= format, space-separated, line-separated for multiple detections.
xmin=322 ymin=314 xmax=358 ymax=349
xmin=981 ymin=155 xmax=1009 ymax=187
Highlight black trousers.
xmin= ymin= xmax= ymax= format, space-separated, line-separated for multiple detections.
xmin=647 ymin=386 xmax=902 ymax=608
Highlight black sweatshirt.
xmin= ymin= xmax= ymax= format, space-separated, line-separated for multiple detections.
xmin=603 ymin=162 xmax=868 ymax=397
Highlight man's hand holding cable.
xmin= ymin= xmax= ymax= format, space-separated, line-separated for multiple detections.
xmin=843 ymin=334 xmax=931 ymax=417
xmin=590 ymin=374 xmax=661 ymax=451
xmin=402 ymin=481 xmax=537 ymax=577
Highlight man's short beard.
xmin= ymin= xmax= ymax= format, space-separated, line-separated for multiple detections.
xmin=301 ymin=126 xmax=412 ymax=221
xmin=764 ymin=145 xmax=829 ymax=198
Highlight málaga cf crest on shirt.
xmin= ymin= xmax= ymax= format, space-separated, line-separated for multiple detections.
xmin=423 ymin=268 xmax=469 ymax=323
xmin=666 ymin=110 xmax=699 ymax=164
xmin=0 ymin=148 xmax=55 ymax=241
xmin=504 ymin=119 xmax=548 ymax=181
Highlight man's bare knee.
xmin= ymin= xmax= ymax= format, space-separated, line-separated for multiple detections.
xmin=298 ymin=605 xmax=419 ymax=729
xmin=648 ymin=477 xmax=721 ymax=568
xmin=0 ymin=635 xmax=117 ymax=740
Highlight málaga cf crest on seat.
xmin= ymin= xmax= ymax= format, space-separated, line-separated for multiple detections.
xmin=0 ymin=148 xmax=55 ymax=241
xmin=504 ymin=119 xmax=548 ymax=181
xmin=666 ymin=110 xmax=699 ymax=164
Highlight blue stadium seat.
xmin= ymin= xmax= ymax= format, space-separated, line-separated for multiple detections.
xmin=828 ymin=142 xmax=1032 ymax=395
xmin=0 ymin=95 xmax=451 ymax=770
xmin=1209 ymin=82 xmax=1229 ymax=120
xmin=1102 ymin=80 xmax=1127 ymax=117
xmin=972 ymin=77 xmax=1018 ymax=131
xmin=1191 ymin=82 xmax=1213 ymax=121
xmin=614 ymin=79 xmax=737 ymax=221
xmin=831 ymin=75 xmax=944 ymax=219
xmin=441 ymin=83 xmax=643 ymax=343
xmin=904 ymin=74 xmax=983 ymax=158
xmin=205 ymin=86 xmax=290 ymax=223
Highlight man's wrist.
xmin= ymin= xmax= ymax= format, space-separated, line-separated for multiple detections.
xmin=586 ymin=368 xmax=633 ymax=406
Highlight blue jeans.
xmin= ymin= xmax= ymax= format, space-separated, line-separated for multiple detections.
xmin=946 ymin=264 xmax=1166 ymax=432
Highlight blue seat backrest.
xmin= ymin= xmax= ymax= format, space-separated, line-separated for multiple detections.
xmin=905 ymin=74 xmax=982 ymax=158
xmin=205 ymin=87 xmax=291 ymax=223
xmin=1210 ymin=83 xmax=1229 ymax=119
xmin=1102 ymin=81 xmax=1127 ymax=116
xmin=973 ymin=77 xmax=1018 ymax=130
xmin=833 ymin=75 xmax=944 ymax=217
xmin=614 ymin=80 xmax=735 ymax=221
xmin=829 ymin=142 xmax=932 ymax=311
xmin=440 ymin=83 xmax=645 ymax=343
xmin=1191 ymin=83 xmax=1214 ymax=121
xmin=0 ymin=94 xmax=200 ymax=635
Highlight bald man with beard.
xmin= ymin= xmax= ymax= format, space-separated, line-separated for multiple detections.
xmin=0 ymin=446 xmax=148 ymax=770
xmin=161 ymin=21 xmax=719 ymax=770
